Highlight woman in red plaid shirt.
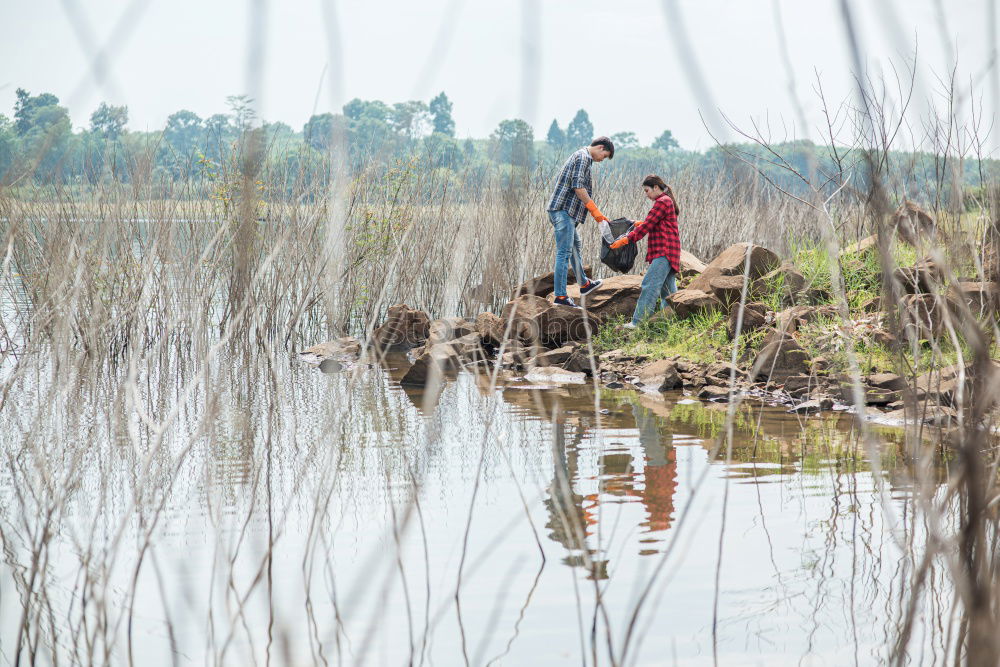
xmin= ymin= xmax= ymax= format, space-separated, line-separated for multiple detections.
xmin=609 ymin=175 xmax=682 ymax=328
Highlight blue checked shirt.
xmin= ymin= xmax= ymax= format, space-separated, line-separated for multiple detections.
xmin=547 ymin=148 xmax=593 ymax=225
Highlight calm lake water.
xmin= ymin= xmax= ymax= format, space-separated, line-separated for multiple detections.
xmin=0 ymin=344 xmax=954 ymax=665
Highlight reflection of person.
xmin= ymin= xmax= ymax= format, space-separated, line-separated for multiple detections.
xmin=545 ymin=137 xmax=615 ymax=308
xmin=609 ymin=175 xmax=682 ymax=328
xmin=582 ymin=402 xmax=678 ymax=539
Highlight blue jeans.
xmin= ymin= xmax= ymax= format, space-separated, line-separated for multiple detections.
xmin=632 ymin=257 xmax=677 ymax=325
xmin=548 ymin=209 xmax=589 ymax=297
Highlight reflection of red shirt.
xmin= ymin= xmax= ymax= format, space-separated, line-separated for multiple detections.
xmin=582 ymin=449 xmax=677 ymax=535
xmin=627 ymin=193 xmax=681 ymax=271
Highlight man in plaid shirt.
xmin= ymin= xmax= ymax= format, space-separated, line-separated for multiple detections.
xmin=609 ymin=175 xmax=682 ymax=327
xmin=545 ymin=136 xmax=615 ymax=308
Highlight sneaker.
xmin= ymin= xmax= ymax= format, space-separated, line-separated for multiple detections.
xmin=622 ymin=322 xmax=638 ymax=330
xmin=553 ymin=296 xmax=581 ymax=309
xmin=579 ymin=279 xmax=603 ymax=296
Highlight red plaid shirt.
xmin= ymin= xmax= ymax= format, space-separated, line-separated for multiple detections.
xmin=627 ymin=194 xmax=681 ymax=271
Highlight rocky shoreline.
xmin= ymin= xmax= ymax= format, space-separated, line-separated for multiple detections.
xmin=300 ymin=239 xmax=1000 ymax=428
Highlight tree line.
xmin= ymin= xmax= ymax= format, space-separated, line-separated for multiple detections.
xmin=0 ymin=87 xmax=994 ymax=208
xmin=0 ymin=88 xmax=687 ymax=187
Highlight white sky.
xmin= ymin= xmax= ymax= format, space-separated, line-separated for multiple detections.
xmin=1 ymin=0 xmax=997 ymax=151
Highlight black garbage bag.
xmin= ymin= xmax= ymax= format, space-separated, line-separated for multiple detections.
xmin=600 ymin=218 xmax=638 ymax=273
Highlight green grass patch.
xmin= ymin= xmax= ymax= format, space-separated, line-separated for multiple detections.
xmin=594 ymin=309 xmax=731 ymax=364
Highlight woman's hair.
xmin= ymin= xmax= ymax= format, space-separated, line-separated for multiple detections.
xmin=641 ymin=174 xmax=680 ymax=215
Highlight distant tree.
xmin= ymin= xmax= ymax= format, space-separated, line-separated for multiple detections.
xmin=89 ymin=102 xmax=128 ymax=140
xmin=611 ymin=131 xmax=638 ymax=150
xmin=424 ymin=132 xmax=462 ymax=168
xmin=13 ymin=88 xmax=60 ymax=135
xmin=262 ymin=121 xmax=295 ymax=144
xmin=303 ymin=113 xmax=338 ymax=152
xmin=565 ymin=109 xmax=593 ymax=148
xmin=343 ymin=98 xmax=391 ymax=123
xmin=463 ymin=138 xmax=476 ymax=162
xmin=205 ymin=113 xmax=235 ymax=139
xmin=390 ymin=101 xmax=430 ymax=139
xmin=652 ymin=129 xmax=679 ymax=151
xmin=19 ymin=103 xmax=72 ymax=181
xmin=428 ymin=92 xmax=455 ymax=136
xmin=163 ymin=110 xmax=203 ymax=155
xmin=0 ymin=115 xmax=16 ymax=182
xmin=491 ymin=118 xmax=534 ymax=167
xmin=226 ymin=94 xmax=257 ymax=131
xmin=546 ymin=119 xmax=566 ymax=149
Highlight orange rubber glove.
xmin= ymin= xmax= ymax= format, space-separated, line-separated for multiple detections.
xmin=585 ymin=200 xmax=608 ymax=222
xmin=609 ymin=236 xmax=630 ymax=249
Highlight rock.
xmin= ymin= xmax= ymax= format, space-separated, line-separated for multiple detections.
xmin=501 ymin=295 xmax=603 ymax=346
xmin=949 ymin=281 xmax=1000 ymax=316
xmin=783 ymin=374 xmax=814 ymax=395
xmin=513 ymin=266 xmax=593 ymax=298
xmin=726 ymin=302 xmax=768 ymax=340
xmin=449 ymin=333 xmax=486 ymax=361
xmin=298 ymin=336 xmax=362 ymax=363
xmin=371 ymin=304 xmax=432 ymax=351
xmin=678 ymin=250 xmax=707 ymax=278
xmin=900 ymin=294 xmax=944 ymax=338
xmin=427 ymin=317 xmax=476 ymax=346
xmin=866 ymin=372 xmax=907 ymax=391
xmin=605 ymin=381 xmax=625 ymax=389
xmin=523 ymin=366 xmax=587 ymax=384
xmin=536 ymin=346 xmax=575 ymax=367
xmin=838 ymin=383 xmax=900 ymax=405
xmin=666 ymin=289 xmax=723 ymax=319
xmin=839 ymin=235 xmax=878 ymax=257
xmin=687 ymin=243 xmax=781 ymax=293
xmin=891 ymin=201 xmax=936 ymax=245
xmin=871 ymin=328 xmax=897 ymax=347
xmin=811 ymin=357 xmax=830 ymax=372
xmin=563 ymin=274 xmax=643 ymax=319
xmin=475 ymin=312 xmax=506 ymax=347
xmin=708 ymin=275 xmax=748 ymax=305
xmin=752 ymin=263 xmax=806 ymax=300
xmin=751 ymin=337 xmax=811 ymax=382
xmin=636 ymin=359 xmax=683 ymax=392
xmin=705 ymin=361 xmax=745 ymax=384
xmin=562 ymin=348 xmax=594 ymax=374
xmin=893 ymin=259 xmax=943 ymax=294
xmin=697 ymin=385 xmax=732 ymax=400
xmin=788 ymin=398 xmax=834 ymax=414
xmin=399 ymin=343 xmax=460 ymax=386
xmin=775 ymin=304 xmax=841 ymax=334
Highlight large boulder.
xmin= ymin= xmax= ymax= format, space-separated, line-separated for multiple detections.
xmin=752 ymin=263 xmax=806 ymax=301
xmin=562 ymin=274 xmax=644 ymax=319
xmin=774 ymin=304 xmax=841 ymax=334
xmin=678 ymin=250 xmax=707 ymax=278
xmin=371 ymin=303 xmax=431 ymax=351
xmin=726 ymin=302 xmax=768 ymax=340
xmin=513 ymin=266 xmax=593 ymax=299
xmin=708 ymin=275 xmax=747 ymax=306
xmin=949 ymin=281 xmax=1000 ymax=316
xmin=427 ymin=317 xmax=476 ymax=346
xmin=893 ymin=259 xmax=943 ymax=294
xmin=666 ymin=289 xmax=722 ymax=319
xmin=635 ymin=359 xmax=683 ymax=392
xmin=751 ymin=336 xmax=811 ymax=382
xmin=399 ymin=343 xmax=460 ymax=386
xmin=900 ymin=293 xmax=944 ymax=338
xmin=687 ymin=243 xmax=781 ymax=293
xmin=501 ymin=295 xmax=603 ymax=346
xmin=475 ymin=312 xmax=506 ymax=347
xmin=891 ymin=202 xmax=936 ymax=245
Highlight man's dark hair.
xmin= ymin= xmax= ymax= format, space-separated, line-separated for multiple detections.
xmin=590 ymin=136 xmax=614 ymax=159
